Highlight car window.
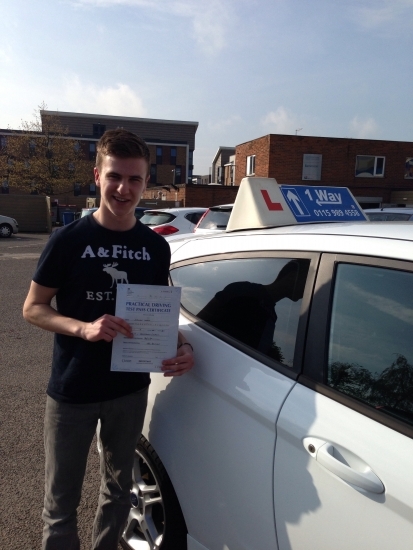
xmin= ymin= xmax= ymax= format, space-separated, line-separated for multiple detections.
xmin=327 ymin=264 xmax=413 ymax=426
xmin=134 ymin=208 xmax=147 ymax=220
xmin=171 ymin=257 xmax=310 ymax=367
xmin=196 ymin=209 xmax=231 ymax=230
xmin=140 ymin=212 xmax=176 ymax=225
xmin=185 ymin=212 xmax=204 ymax=224
xmin=81 ymin=208 xmax=97 ymax=217
xmin=367 ymin=212 xmax=412 ymax=221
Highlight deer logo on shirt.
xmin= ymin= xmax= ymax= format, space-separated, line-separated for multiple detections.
xmin=103 ymin=263 xmax=129 ymax=287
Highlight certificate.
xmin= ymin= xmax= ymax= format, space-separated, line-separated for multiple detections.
xmin=110 ymin=284 xmax=181 ymax=373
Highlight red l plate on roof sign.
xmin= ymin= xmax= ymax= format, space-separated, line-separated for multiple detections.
xmin=261 ymin=190 xmax=283 ymax=211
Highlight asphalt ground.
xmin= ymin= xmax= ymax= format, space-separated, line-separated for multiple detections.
xmin=0 ymin=233 xmax=123 ymax=550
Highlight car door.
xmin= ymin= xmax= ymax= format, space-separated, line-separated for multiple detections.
xmin=149 ymin=249 xmax=318 ymax=550
xmin=273 ymin=254 xmax=413 ymax=550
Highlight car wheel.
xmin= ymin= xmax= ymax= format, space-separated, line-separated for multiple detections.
xmin=0 ymin=224 xmax=12 ymax=238
xmin=121 ymin=435 xmax=187 ymax=550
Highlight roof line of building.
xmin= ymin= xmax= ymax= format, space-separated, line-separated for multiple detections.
xmin=237 ymin=133 xmax=413 ymax=147
xmin=211 ymin=146 xmax=235 ymax=164
xmin=41 ymin=110 xmax=199 ymax=128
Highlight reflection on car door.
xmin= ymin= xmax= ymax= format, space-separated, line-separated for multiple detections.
xmin=273 ymin=256 xmax=413 ymax=550
xmin=149 ymin=254 xmax=315 ymax=550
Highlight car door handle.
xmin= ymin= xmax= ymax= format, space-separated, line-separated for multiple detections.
xmin=317 ymin=443 xmax=385 ymax=494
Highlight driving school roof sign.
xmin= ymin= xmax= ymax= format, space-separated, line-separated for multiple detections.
xmin=226 ymin=177 xmax=367 ymax=231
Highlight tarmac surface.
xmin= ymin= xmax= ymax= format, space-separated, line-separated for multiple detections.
xmin=0 ymin=233 xmax=123 ymax=550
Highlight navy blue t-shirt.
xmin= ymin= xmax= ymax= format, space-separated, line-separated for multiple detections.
xmin=33 ymin=215 xmax=171 ymax=403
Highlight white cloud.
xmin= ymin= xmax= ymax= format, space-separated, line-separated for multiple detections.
xmin=261 ymin=106 xmax=302 ymax=135
xmin=350 ymin=0 xmax=413 ymax=29
xmin=346 ymin=281 xmax=413 ymax=326
xmin=61 ymin=76 xmax=146 ymax=117
xmin=349 ymin=115 xmax=380 ymax=139
xmin=207 ymin=115 xmax=241 ymax=132
xmin=0 ymin=48 xmax=12 ymax=64
xmin=74 ymin=0 xmax=232 ymax=55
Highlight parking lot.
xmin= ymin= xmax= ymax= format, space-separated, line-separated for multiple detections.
xmin=0 ymin=233 xmax=122 ymax=550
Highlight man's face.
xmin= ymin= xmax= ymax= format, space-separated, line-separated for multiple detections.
xmin=94 ymin=155 xmax=149 ymax=222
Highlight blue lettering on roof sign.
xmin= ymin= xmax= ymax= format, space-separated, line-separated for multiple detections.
xmin=279 ymin=185 xmax=367 ymax=222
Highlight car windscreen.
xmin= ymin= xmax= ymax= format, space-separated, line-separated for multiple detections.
xmin=140 ymin=211 xmax=176 ymax=225
xmin=367 ymin=213 xmax=412 ymax=221
xmin=197 ymin=209 xmax=232 ymax=230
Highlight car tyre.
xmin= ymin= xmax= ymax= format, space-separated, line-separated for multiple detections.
xmin=0 ymin=223 xmax=12 ymax=237
xmin=121 ymin=435 xmax=187 ymax=550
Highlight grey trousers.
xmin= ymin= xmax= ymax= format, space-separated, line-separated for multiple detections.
xmin=42 ymin=387 xmax=148 ymax=550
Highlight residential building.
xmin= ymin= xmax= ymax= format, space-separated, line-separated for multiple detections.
xmin=211 ymin=146 xmax=235 ymax=184
xmin=0 ymin=110 xmax=198 ymax=198
xmin=235 ymin=134 xmax=413 ymax=207
xmin=47 ymin=110 xmax=198 ymax=189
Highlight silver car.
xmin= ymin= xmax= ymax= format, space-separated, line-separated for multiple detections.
xmin=0 ymin=214 xmax=19 ymax=237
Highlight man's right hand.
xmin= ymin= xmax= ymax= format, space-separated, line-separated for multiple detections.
xmin=23 ymin=281 xmax=132 ymax=343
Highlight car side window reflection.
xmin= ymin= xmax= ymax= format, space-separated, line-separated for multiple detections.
xmin=170 ymin=258 xmax=310 ymax=367
xmin=328 ymin=264 xmax=413 ymax=426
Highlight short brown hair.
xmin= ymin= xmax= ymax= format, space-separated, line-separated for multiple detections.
xmin=95 ymin=129 xmax=150 ymax=170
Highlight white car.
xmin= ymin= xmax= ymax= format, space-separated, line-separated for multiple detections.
xmin=140 ymin=207 xmax=207 ymax=236
xmin=121 ymin=181 xmax=413 ymax=550
xmin=0 ymin=214 xmax=19 ymax=237
xmin=364 ymin=207 xmax=413 ymax=221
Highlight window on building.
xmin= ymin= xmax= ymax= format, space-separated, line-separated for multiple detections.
xmin=230 ymin=164 xmax=235 ymax=185
xmin=74 ymin=141 xmax=81 ymax=153
xmin=405 ymin=157 xmax=413 ymax=179
xmin=1 ymin=180 xmax=9 ymax=194
xmin=150 ymin=164 xmax=157 ymax=185
xmin=89 ymin=183 xmax=96 ymax=196
xmin=0 ymin=136 xmax=7 ymax=149
xmin=217 ymin=166 xmax=223 ymax=184
xmin=327 ymin=263 xmax=413 ymax=426
xmin=174 ymin=166 xmax=182 ymax=184
xmin=189 ymin=150 xmax=194 ymax=170
xmin=89 ymin=142 xmax=96 ymax=161
xmin=302 ymin=154 xmax=322 ymax=180
xmin=29 ymin=140 xmax=36 ymax=156
xmin=170 ymin=147 xmax=177 ymax=165
xmin=156 ymin=147 xmax=163 ymax=164
xmin=355 ymin=155 xmax=385 ymax=177
xmin=170 ymin=257 xmax=310 ymax=368
xmin=246 ymin=155 xmax=256 ymax=176
xmin=93 ymin=124 xmax=106 ymax=137
xmin=74 ymin=183 xmax=81 ymax=196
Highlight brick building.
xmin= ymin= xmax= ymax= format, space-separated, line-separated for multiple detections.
xmin=235 ymin=134 xmax=413 ymax=207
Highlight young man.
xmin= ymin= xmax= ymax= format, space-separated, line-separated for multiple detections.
xmin=23 ymin=129 xmax=194 ymax=550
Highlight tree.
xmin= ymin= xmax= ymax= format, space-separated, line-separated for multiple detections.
xmin=1 ymin=103 xmax=94 ymax=195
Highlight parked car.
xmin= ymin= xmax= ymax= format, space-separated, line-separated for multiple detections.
xmin=364 ymin=207 xmax=413 ymax=221
xmin=121 ymin=181 xmax=413 ymax=550
xmin=193 ymin=203 xmax=233 ymax=234
xmin=0 ymin=214 xmax=19 ymax=237
xmin=139 ymin=207 xmax=207 ymax=236
xmin=80 ymin=206 xmax=148 ymax=220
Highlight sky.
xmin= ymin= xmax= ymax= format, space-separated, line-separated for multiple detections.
xmin=0 ymin=0 xmax=412 ymax=175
